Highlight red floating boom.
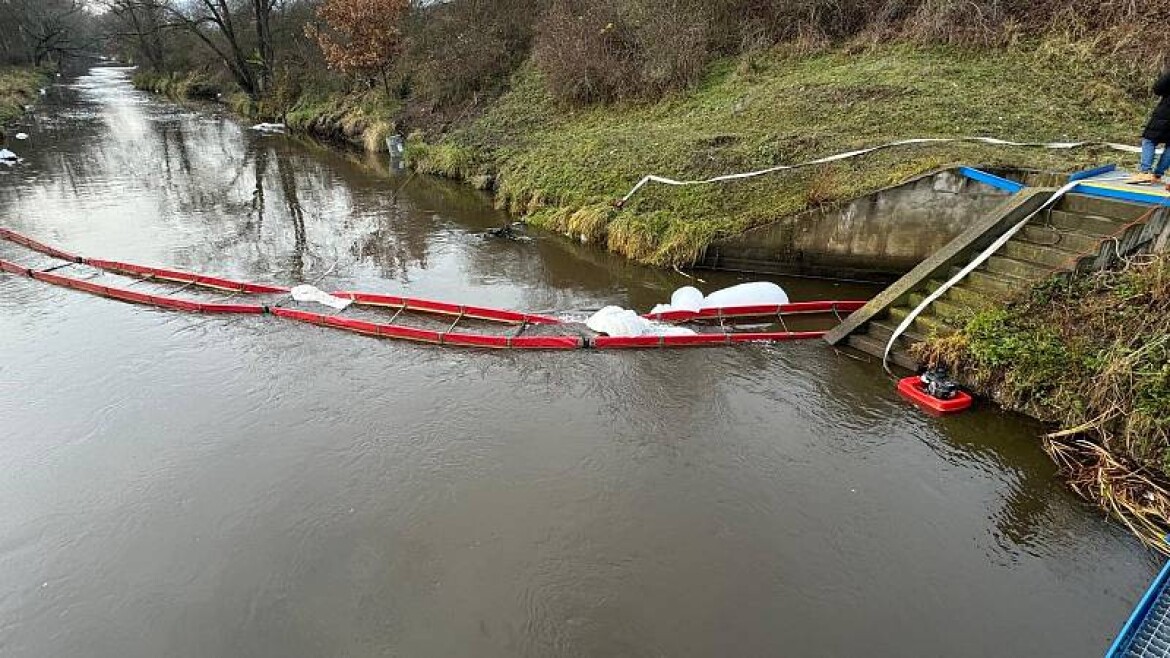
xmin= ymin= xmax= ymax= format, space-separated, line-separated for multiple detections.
xmin=0 ymin=258 xmax=268 ymax=314
xmin=1 ymin=227 xmax=870 ymax=351
xmin=0 ymin=228 xmax=81 ymax=262
xmin=592 ymin=330 xmax=829 ymax=349
xmin=85 ymin=258 xmax=289 ymax=294
xmin=330 ymin=291 xmax=562 ymax=325
xmin=643 ymin=300 xmax=867 ymax=323
xmin=271 ymin=307 xmax=582 ymax=349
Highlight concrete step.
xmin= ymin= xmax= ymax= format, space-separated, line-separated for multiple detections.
xmin=1059 ymin=194 xmax=1151 ymax=222
xmin=1047 ymin=209 xmax=1130 ymax=238
xmin=985 ymin=254 xmax=1057 ymax=281
xmin=847 ymin=332 xmax=919 ymax=371
xmin=1019 ymin=224 xmax=1102 ymax=255
xmin=887 ymin=306 xmax=959 ymax=337
xmin=963 ymin=268 xmax=1029 ymax=299
xmin=1001 ymin=238 xmax=1083 ymax=269
xmin=906 ymin=292 xmax=977 ymax=325
xmin=867 ymin=319 xmax=926 ymax=345
xmin=921 ymin=279 xmax=998 ymax=310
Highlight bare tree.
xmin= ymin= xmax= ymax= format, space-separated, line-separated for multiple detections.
xmin=99 ymin=0 xmax=168 ymax=69
xmin=0 ymin=0 xmax=90 ymax=66
xmin=143 ymin=0 xmax=282 ymax=98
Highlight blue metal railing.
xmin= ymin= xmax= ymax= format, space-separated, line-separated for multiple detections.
xmin=1106 ymin=548 xmax=1170 ymax=657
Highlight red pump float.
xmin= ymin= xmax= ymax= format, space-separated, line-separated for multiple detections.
xmin=896 ymin=375 xmax=973 ymax=414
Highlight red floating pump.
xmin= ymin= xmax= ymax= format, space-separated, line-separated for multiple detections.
xmin=896 ymin=374 xmax=973 ymax=415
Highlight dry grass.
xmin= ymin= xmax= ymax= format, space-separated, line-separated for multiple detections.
xmin=1046 ymin=438 xmax=1170 ymax=555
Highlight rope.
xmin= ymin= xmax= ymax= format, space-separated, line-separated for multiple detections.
xmin=618 ymin=137 xmax=1146 ymax=205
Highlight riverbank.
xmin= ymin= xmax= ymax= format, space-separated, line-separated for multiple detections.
xmin=132 ymin=69 xmax=399 ymax=153
xmin=134 ymin=43 xmax=1152 ymax=268
xmin=914 ymin=252 xmax=1170 ymax=551
xmin=0 ymin=67 xmax=48 ymax=140
xmin=404 ymin=44 xmax=1151 ymax=267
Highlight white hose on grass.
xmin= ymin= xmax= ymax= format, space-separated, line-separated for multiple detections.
xmin=618 ymin=137 xmax=1143 ymax=204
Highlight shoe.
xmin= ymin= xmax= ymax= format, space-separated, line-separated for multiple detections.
xmin=1127 ymin=172 xmax=1157 ymax=184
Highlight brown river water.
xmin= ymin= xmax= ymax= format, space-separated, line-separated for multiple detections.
xmin=0 ymin=66 xmax=1160 ymax=657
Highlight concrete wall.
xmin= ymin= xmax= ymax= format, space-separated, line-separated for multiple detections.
xmin=699 ymin=169 xmax=1018 ymax=282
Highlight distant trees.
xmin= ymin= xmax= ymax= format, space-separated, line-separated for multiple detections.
xmin=84 ymin=0 xmax=1170 ymax=110
xmin=0 ymin=0 xmax=91 ymax=66
xmin=307 ymin=0 xmax=408 ymax=93
xmin=97 ymin=0 xmax=287 ymax=99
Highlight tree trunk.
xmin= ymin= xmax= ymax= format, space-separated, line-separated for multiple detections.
xmin=252 ymin=0 xmax=275 ymax=96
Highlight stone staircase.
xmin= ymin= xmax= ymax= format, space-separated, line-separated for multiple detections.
xmin=841 ymin=193 xmax=1161 ymax=370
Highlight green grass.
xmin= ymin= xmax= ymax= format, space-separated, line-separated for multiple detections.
xmin=132 ymin=69 xmax=222 ymax=101
xmin=915 ymin=254 xmax=1170 ymax=474
xmin=912 ymin=253 xmax=1170 ymax=547
xmin=410 ymin=42 xmax=1150 ymax=265
xmin=282 ymin=85 xmax=400 ymax=152
xmin=0 ymin=66 xmax=49 ymax=138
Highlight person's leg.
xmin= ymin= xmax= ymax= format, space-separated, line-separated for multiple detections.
xmin=1155 ymin=142 xmax=1170 ymax=179
xmin=1141 ymin=138 xmax=1156 ymax=173
xmin=1131 ymin=138 xmax=1158 ymax=182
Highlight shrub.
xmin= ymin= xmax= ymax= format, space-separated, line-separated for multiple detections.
xmin=533 ymin=0 xmax=711 ymax=104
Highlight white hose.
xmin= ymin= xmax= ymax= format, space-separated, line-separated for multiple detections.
xmin=880 ymin=180 xmax=1082 ymax=372
xmin=619 ymin=137 xmax=1143 ymax=204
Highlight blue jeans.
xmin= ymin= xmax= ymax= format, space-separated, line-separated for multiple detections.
xmin=1140 ymin=138 xmax=1170 ymax=176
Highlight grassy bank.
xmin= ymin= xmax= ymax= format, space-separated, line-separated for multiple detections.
xmin=0 ymin=67 xmax=48 ymax=140
xmin=914 ymin=253 xmax=1170 ymax=550
xmin=406 ymin=43 xmax=1150 ymax=266
xmin=135 ymin=42 xmax=1153 ymax=267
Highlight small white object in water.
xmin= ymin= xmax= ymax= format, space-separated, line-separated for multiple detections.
xmin=290 ymin=285 xmax=352 ymax=311
xmin=39 ymin=87 xmax=47 ymax=94
xmin=0 ymin=148 xmax=19 ymax=161
xmin=249 ymin=122 xmax=286 ymax=134
xmin=14 ymin=132 xmax=28 ymax=140
xmin=585 ymin=306 xmax=696 ymax=338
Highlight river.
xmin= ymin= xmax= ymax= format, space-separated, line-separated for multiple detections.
xmin=0 ymin=66 xmax=1158 ymax=657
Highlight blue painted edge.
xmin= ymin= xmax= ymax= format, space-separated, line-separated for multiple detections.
xmin=958 ymin=167 xmax=1026 ymax=194
xmin=1070 ymin=164 xmax=1118 ymax=183
xmin=1105 ymin=543 xmax=1170 ymax=657
xmin=1073 ymin=182 xmax=1170 ymax=207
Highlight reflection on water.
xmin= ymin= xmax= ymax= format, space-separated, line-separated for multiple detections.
xmin=0 ymin=66 xmax=1159 ymax=658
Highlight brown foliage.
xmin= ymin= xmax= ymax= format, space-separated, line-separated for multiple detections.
xmin=399 ymin=0 xmax=544 ymax=105
xmin=534 ymin=0 xmax=1170 ymax=105
xmin=308 ymin=0 xmax=408 ymax=80
xmin=533 ymin=0 xmax=709 ymax=104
